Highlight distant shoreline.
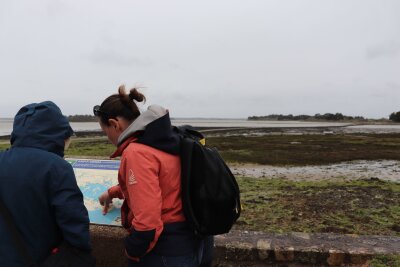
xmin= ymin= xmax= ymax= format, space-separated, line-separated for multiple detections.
xmin=2 ymin=119 xmax=400 ymax=139
xmin=0 ymin=130 xmax=104 ymax=140
xmin=3 ymin=123 xmax=400 ymax=140
xmin=247 ymin=118 xmax=395 ymax=125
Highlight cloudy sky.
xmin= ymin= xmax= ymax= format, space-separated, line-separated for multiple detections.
xmin=0 ymin=0 xmax=399 ymax=118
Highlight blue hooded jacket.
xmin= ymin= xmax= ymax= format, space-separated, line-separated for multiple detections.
xmin=0 ymin=101 xmax=91 ymax=267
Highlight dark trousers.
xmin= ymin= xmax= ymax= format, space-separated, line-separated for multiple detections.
xmin=128 ymin=251 xmax=198 ymax=267
xmin=199 ymin=236 xmax=214 ymax=267
xmin=128 ymin=235 xmax=214 ymax=267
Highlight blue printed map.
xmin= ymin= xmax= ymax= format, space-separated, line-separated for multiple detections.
xmin=66 ymin=158 xmax=122 ymax=226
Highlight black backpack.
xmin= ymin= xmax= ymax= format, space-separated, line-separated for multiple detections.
xmin=175 ymin=126 xmax=241 ymax=237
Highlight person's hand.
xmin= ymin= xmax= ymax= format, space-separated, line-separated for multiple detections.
xmin=98 ymin=191 xmax=113 ymax=215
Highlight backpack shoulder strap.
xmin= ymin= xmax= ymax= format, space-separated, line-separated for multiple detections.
xmin=0 ymin=199 xmax=35 ymax=267
xmin=179 ymin=134 xmax=205 ymax=235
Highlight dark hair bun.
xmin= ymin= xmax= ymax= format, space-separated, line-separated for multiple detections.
xmin=129 ymin=88 xmax=146 ymax=103
xmin=98 ymin=84 xmax=146 ymax=125
xmin=117 ymin=85 xmax=146 ymax=104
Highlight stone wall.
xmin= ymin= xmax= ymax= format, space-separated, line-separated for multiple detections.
xmin=90 ymin=225 xmax=400 ymax=266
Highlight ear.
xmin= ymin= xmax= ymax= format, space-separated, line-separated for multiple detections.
xmin=108 ymin=118 xmax=120 ymax=130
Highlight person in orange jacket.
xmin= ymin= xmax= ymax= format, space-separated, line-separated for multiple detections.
xmin=95 ymin=85 xmax=208 ymax=267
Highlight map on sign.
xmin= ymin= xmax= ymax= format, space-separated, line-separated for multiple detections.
xmin=66 ymin=158 xmax=122 ymax=226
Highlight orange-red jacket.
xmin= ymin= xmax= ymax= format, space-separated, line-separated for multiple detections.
xmin=107 ymin=105 xmax=198 ymax=260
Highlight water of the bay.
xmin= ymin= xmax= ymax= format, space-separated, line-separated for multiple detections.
xmin=1 ymin=118 xmax=400 ymax=136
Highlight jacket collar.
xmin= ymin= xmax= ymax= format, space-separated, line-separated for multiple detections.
xmin=110 ymin=136 xmax=138 ymax=158
xmin=117 ymin=105 xmax=168 ymax=146
xmin=110 ymin=104 xmax=181 ymax=157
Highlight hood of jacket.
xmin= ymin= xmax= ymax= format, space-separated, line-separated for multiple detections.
xmin=116 ymin=104 xmax=180 ymax=155
xmin=10 ymin=101 xmax=74 ymax=157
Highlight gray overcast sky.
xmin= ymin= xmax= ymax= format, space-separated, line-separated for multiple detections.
xmin=0 ymin=0 xmax=399 ymax=118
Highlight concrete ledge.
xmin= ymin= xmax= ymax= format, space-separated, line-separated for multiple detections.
xmin=90 ymin=225 xmax=127 ymax=267
xmin=214 ymin=230 xmax=400 ymax=266
xmin=90 ymin=225 xmax=400 ymax=266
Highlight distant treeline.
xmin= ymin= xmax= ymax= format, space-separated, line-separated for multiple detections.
xmin=68 ymin=115 xmax=97 ymax=122
xmin=390 ymin=112 xmax=400 ymax=122
xmin=248 ymin=113 xmax=368 ymax=121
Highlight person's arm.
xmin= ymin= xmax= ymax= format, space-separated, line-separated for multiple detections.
xmin=50 ymin=161 xmax=91 ymax=251
xmin=122 ymin=147 xmax=164 ymax=260
xmin=99 ymin=184 xmax=124 ymax=215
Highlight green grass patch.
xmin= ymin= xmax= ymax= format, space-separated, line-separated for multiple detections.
xmin=0 ymin=143 xmax=10 ymax=151
xmin=368 ymin=254 xmax=400 ymax=267
xmin=0 ymin=137 xmax=116 ymax=157
xmin=65 ymin=137 xmax=115 ymax=158
xmin=234 ymin=177 xmax=400 ymax=236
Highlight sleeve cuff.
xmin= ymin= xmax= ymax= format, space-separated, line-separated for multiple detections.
xmin=108 ymin=185 xmax=124 ymax=199
xmin=125 ymin=249 xmax=140 ymax=262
